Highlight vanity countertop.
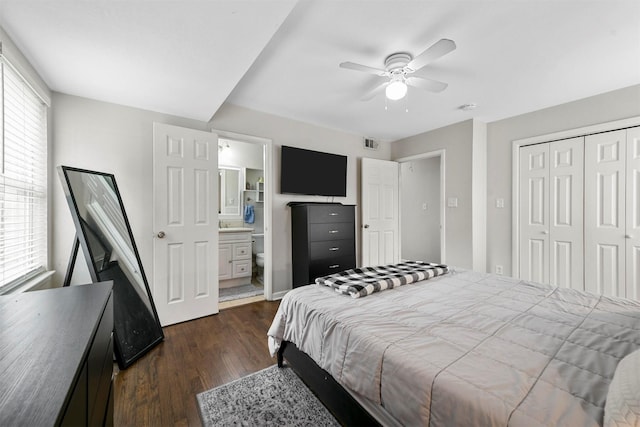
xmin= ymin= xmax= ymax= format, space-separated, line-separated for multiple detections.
xmin=218 ymin=227 xmax=254 ymax=233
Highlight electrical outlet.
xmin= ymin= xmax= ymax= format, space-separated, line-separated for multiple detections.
xmin=422 ymin=202 xmax=427 ymax=210
xmin=495 ymin=265 xmax=503 ymax=275
xmin=496 ymin=198 xmax=505 ymax=208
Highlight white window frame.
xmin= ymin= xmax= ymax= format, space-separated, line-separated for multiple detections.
xmin=0 ymin=53 xmax=49 ymax=294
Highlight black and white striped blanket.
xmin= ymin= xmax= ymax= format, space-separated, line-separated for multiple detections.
xmin=315 ymin=261 xmax=449 ymax=298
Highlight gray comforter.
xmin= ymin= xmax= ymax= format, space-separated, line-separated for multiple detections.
xmin=267 ymin=269 xmax=640 ymax=426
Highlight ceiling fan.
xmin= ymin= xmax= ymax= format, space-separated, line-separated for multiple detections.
xmin=339 ymin=38 xmax=456 ymax=101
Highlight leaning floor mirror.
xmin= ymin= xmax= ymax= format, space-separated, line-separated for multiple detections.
xmin=58 ymin=166 xmax=164 ymax=369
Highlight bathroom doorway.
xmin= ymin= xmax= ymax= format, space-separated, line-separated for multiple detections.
xmin=397 ymin=150 xmax=446 ymax=264
xmin=214 ymin=130 xmax=273 ymax=306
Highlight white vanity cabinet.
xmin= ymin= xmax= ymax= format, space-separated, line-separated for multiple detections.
xmin=219 ymin=229 xmax=252 ymax=285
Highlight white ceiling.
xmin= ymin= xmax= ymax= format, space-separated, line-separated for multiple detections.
xmin=0 ymin=0 xmax=296 ymax=121
xmin=1 ymin=1 xmax=639 ymax=141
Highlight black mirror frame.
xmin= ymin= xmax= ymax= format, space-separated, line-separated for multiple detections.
xmin=58 ymin=165 xmax=164 ymax=369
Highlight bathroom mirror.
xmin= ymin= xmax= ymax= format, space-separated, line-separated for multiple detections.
xmin=58 ymin=166 xmax=164 ymax=369
xmin=218 ymin=166 xmax=243 ymax=218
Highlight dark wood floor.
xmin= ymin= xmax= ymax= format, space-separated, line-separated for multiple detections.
xmin=114 ymin=300 xmax=280 ymax=427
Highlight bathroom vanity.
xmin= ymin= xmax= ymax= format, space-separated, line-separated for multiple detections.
xmin=218 ymin=228 xmax=253 ymax=288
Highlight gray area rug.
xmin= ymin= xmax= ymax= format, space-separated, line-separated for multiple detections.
xmin=219 ymin=284 xmax=263 ymax=302
xmin=197 ymin=365 xmax=340 ymax=426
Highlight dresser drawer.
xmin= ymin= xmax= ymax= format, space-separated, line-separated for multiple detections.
xmin=309 ymin=255 xmax=355 ymax=280
xmin=309 ymin=222 xmax=354 ymax=242
xmin=89 ymin=333 xmax=113 ymax=426
xmin=87 ymin=294 xmax=113 ymax=427
xmin=309 ymin=239 xmax=355 ymax=261
xmin=233 ymin=243 xmax=251 ymax=260
xmin=308 ymin=205 xmax=354 ymax=224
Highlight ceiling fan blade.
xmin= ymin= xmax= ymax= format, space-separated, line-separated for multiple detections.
xmin=407 ymin=38 xmax=456 ymax=71
xmin=406 ymin=76 xmax=448 ymax=93
xmin=340 ymin=61 xmax=388 ymax=77
xmin=360 ymin=81 xmax=389 ymax=101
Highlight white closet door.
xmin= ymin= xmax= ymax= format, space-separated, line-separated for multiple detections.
xmin=585 ymin=130 xmax=626 ymax=297
xmin=519 ymin=144 xmax=550 ymax=284
xmin=549 ymin=137 xmax=584 ymax=289
xmin=627 ymin=127 xmax=640 ymax=300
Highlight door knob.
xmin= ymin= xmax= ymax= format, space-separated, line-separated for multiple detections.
xmin=157 ymin=231 xmax=166 ymax=238
xmin=363 ymin=224 xmax=370 ymax=229
xmin=541 ymin=230 xmax=548 ymax=235
xmin=625 ymin=234 xmax=632 ymax=239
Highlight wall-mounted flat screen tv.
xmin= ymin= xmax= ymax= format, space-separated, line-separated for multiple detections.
xmin=281 ymin=146 xmax=347 ymax=197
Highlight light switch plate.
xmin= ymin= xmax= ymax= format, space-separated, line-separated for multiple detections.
xmin=496 ymin=198 xmax=505 ymax=208
xmin=447 ymin=197 xmax=458 ymax=208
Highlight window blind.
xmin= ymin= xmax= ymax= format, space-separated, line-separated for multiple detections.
xmin=0 ymin=57 xmax=48 ymax=291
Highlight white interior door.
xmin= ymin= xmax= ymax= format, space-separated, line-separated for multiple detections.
xmin=585 ymin=129 xmax=626 ymax=297
xmin=152 ymin=123 xmax=219 ymax=326
xmin=626 ymin=127 xmax=640 ymax=299
xmin=549 ymin=137 xmax=584 ymax=289
xmin=361 ymin=158 xmax=399 ymax=266
xmin=518 ymin=144 xmax=550 ymax=284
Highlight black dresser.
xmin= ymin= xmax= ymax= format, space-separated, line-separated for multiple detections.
xmin=289 ymin=203 xmax=356 ymax=287
xmin=0 ymin=282 xmax=114 ymax=426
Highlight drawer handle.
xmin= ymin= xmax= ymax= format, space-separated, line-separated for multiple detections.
xmin=329 ymin=212 xmax=339 ymax=216
xmin=328 ymin=230 xmax=339 ymax=234
xmin=329 ymin=247 xmax=340 ymax=251
xmin=329 ymin=264 xmax=340 ymax=269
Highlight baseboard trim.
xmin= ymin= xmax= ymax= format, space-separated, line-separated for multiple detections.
xmin=269 ymin=290 xmax=289 ymax=301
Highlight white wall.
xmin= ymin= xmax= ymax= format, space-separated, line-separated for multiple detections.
xmin=210 ymin=103 xmax=391 ymax=293
xmin=486 ymin=84 xmax=640 ymax=277
xmin=400 ymin=157 xmax=440 ymax=262
xmin=51 ymin=93 xmax=211 ymax=286
xmin=0 ymin=26 xmax=50 ymax=105
xmin=51 ymin=82 xmax=639 ymax=293
xmin=392 ymin=120 xmax=474 ymax=268
xmin=52 ymin=96 xmax=391 ymax=294
xmin=472 ymin=120 xmax=487 ymax=272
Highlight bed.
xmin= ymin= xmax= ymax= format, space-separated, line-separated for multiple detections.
xmin=268 ymin=264 xmax=640 ymax=426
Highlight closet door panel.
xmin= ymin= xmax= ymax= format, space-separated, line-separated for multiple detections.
xmin=519 ymin=144 xmax=549 ymax=284
xmin=627 ymin=127 xmax=640 ymax=300
xmin=549 ymin=137 xmax=584 ymax=290
xmin=585 ymin=130 xmax=626 ymax=297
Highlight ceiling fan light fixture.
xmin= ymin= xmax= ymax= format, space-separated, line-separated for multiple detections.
xmin=386 ymin=80 xmax=407 ymax=100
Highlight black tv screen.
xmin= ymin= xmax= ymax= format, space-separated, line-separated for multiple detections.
xmin=280 ymin=146 xmax=347 ymax=196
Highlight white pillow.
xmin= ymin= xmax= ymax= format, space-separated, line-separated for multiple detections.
xmin=604 ymin=349 xmax=640 ymax=427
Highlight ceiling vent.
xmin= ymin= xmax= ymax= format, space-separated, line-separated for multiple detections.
xmin=364 ymin=138 xmax=379 ymax=150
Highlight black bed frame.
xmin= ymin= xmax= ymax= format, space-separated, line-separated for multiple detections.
xmin=277 ymin=341 xmax=381 ymax=426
